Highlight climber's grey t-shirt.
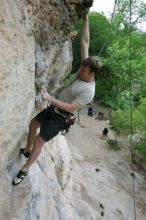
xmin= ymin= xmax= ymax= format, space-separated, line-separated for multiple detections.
xmin=57 ymin=77 xmax=95 ymax=113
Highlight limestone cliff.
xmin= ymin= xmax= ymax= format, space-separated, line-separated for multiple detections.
xmin=0 ymin=0 xmax=93 ymax=219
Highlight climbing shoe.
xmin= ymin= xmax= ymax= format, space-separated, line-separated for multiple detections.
xmin=12 ymin=170 xmax=28 ymax=185
xmin=20 ymin=148 xmax=31 ymax=158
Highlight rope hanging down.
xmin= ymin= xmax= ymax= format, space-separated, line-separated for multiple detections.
xmin=129 ymin=0 xmax=136 ymax=219
xmin=97 ymin=0 xmax=118 ymax=57
xmin=98 ymin=0 xmax=137 ymax=218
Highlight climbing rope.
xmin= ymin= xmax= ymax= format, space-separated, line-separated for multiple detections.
xmin=97 ymin=0 xmax=118 ymax=57
xmin=129 ymin=0 xmax=137 ymax=219
xmin=97 ymin=0 xmax=137 ymax=218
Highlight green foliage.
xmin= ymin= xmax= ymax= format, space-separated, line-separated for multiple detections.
xmin=140 ymin=85 xmax=146 ymax=98
xmin=111 ymin=98 xmax=146 ymax=161
xmin=111 ymin=98 xmax=146 ymax=134
xmin=134 ymin=143 xmax=146 ymax=162
xmin=95 ymin=31 xmax=146 ymax=109
xmin=112 ymin=0 xmax=146 ymax=31
xmin=111 ymin=109 xmax=131 ymax=134
xmin=91 ymin=0 xmax=146 ymax=109
xmin=95 ymin=41 xmax=130 ymax=108
xmin=107 ymin=139 xmax=120 ymax=150
xmin=89 ymin=12 xmax=112 ymax=56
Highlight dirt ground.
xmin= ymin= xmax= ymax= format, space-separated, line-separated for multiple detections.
xmin=66 ymin=104 xmax=146 ymax=220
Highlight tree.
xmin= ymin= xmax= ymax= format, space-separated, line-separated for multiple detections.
xmin=94 ymin=0 xmax=146 ymax=109
xmin=112 ymin=0 xmax=146 ymax=32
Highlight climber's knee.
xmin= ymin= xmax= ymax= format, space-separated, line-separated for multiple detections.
xmin=29 ymin=118 xmax=41 ymax=131
xmin=34 ymin=134 xmax=46 ymax=149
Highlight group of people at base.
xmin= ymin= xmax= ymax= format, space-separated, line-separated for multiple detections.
xmin=87 ymin=106 xmax=104 ymax=120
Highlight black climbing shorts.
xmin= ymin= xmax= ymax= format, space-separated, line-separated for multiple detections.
xmin=35 ymin=106 xmax=68 ymax=142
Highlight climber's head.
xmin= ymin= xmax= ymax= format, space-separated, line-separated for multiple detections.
xmin=79 ymin=57 xmax=102 ymax=82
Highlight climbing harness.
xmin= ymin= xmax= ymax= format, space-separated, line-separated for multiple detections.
xmin=46 ymin=103 xmax=76 ymax=135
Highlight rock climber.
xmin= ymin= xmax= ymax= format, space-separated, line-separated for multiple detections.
xmin=12 ymin=14 xmax=102 ymax=185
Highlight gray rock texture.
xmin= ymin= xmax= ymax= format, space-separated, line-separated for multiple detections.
xmin=1 ymin=135 xmax=74 ymax=220
xmin=0 ymin=0 xmax=35 ymax=171
xmin=0 ymin=0 xmax=92 ymax=219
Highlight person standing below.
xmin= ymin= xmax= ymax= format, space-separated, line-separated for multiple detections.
xmin=87 ymin=106 xmax=93 ymax=116
xmin=12 ymin=14 xmax=102 ymax=185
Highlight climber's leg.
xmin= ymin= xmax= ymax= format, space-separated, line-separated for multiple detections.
xmin=20 ymin=118 xmax=41 ymax=158
xmin=26 ymin=118 xmax=41 ymax=150
xmin=22 ymin=134 xmax=46 ymax=172
xmin=25 ymin=107 xmax=52 ymax=152
xmin=21 ymin=116 xmax=65 ymax=171
xmin=20 ymin=107 xmax=52 ymax=158
xmin=12 ymin=115 xmax=64 ymax=185
xmin=12 ymin=135 xmax=45 ymax=185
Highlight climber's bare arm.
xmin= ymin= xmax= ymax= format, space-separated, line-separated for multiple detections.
xmin=41 ymin=88 xmax=81 ymax=112
xmin=80 ymin=15 xmax=89 ymax=60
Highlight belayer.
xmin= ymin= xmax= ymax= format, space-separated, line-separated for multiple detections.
xmin=87 ymin=106 xmax=93 ymax=116
xmin=12 ymin=14 xmax=102 ymax=185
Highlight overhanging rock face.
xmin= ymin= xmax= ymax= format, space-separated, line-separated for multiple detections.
xmin=0 ymin=0 xmax=93 ymax=219
xmin=34 ymin=0 xmax=93 ymax=104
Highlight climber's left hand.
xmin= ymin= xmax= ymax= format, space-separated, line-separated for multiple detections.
xmin=41 ymin=88 xmax=53 ymax=102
